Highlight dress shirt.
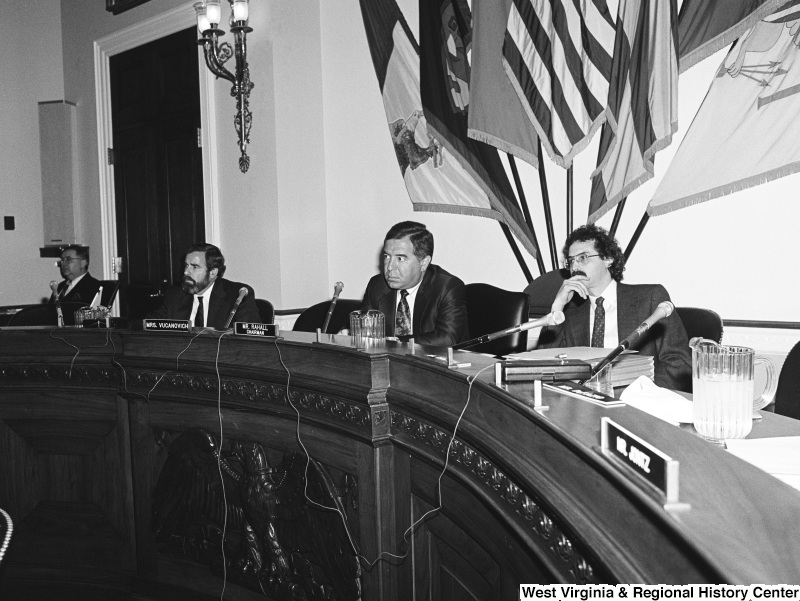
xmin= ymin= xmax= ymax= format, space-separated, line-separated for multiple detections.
xmin=61 ymin=273 xmax=88 ymax=298
xmin=189 ymin=280 xmax=216 ymax=326
xmin=395 ymin=279 xmax=423 ymax=336
xmin=589 ymin=280 xmax=618 ymax=348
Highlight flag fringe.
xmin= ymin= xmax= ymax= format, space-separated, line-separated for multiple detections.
xmin=467 ymin=127 xmax=540 ymax=170
xmin=501 ymin=58 xmax=608 ymax=170
xmin=678 ymin=0 xmax=784 ymax=73
xmin=648 ymin=161 xmax=800 ymax=216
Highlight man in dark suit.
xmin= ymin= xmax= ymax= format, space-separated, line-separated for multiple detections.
xmin=538 ymin=224 xmax=691 ymax=391
xmin=361 ymin=221 xmax=467 ymax=347
xmin=51 ymin=245 xmax=101 ymax=305
xmin=149 ymin=243 xmax=260 ymax=330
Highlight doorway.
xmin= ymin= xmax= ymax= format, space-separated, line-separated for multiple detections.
xmin=110 ymin=27 xmax=204 ymax=319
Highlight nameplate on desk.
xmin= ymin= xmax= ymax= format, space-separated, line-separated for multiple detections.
xmin=600 ymin=417 xmax=680 ymax=505
xmin=543 ymin=382 xmax=625 ymax=407
xmin=143 ymin=319 xmax=190 ymax=332
xmin=234 ymin=322 xmax=279 ymax=337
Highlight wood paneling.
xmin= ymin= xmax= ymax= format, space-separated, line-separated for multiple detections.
xmin=1 ymin=327 xmax=800 ymax=599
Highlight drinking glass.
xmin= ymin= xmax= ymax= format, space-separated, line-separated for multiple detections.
xmin=349 ymin=310 xmax=385 ymax=349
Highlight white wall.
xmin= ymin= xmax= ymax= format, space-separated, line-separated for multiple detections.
xmin=0 ymin=0 xmax=65 ymax=305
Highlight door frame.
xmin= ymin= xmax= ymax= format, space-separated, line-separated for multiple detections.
xmin=93 ymin=1 xmax=220 ymax=281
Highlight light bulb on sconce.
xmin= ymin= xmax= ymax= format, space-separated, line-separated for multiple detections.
xmin=193 ymin=0 xmax=254 ymax=173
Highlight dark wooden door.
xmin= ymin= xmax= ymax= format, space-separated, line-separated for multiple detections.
xmin=111 ymin=27 xmax=204 ymax=320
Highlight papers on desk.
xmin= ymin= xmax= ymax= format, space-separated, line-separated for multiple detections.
xmin=510 ymin=347 xmax=654 ymax=387
xmin=725 ymin=437 xmax=800 ymax=493
xmin=619 ymin=376 xmax=694 ymax=425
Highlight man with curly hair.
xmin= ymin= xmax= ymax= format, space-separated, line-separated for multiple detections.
xmin=538 ymin=224 xmax=691 ymax=391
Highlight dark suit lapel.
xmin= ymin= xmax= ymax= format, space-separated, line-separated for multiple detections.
xmin=616 ymin=284 xmax=640 ymax=341
xmin=567 ymin=299 xmax=590 ymax=346
xmin=207 ymin=280 xmax=230 ymax=328
xmin=378 ymin=289 xmax=396 ymax=336
xmin=175 ymin=292 xmax=193 ymax=321
xmin=412 ymin=269 xmax=434 ymax=335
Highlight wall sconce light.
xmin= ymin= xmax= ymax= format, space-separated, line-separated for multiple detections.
xmin=194 ymin=0 xmax=254 ymax=173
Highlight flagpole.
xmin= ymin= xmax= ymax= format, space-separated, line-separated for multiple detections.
xmin=499 ymin=223 xmax=534 ymax=283
xmin=609 ymin=197 xmax=627 ymax=237
xmin=624 ymin=212 xmax=650 ymax=262
xmin=537 ymin=140 xmax=559 ymax=271
xmin=566 ymin=166 xmax=573 ymax=235
xmin=507 ymin=154 xmax=546 ymax=275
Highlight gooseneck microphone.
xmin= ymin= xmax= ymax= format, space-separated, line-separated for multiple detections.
xmin=451 ymin=311 xmax=565 ymax=351
xmin=223 ymin=287 xmax=249 ymax=330
xmin=321 ymin=281 xmax=344 ymax=333
xmin=50 ymin=281 xmax=64 ymax=327
xmin=583 ymin=301 xmax=674 ymax=382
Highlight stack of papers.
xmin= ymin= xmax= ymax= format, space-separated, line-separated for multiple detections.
xmin=619 ymin=376 xmax=694 ymax=425
xmin=510 ymin=347 xmax=654 ymax=388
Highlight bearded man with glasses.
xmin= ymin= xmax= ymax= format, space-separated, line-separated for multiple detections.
xmin=537 ymin=224 xmax=691 ymax=391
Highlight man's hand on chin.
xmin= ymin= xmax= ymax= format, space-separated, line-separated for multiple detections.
xmin=551 ymin=272 xmax=590 ymax=312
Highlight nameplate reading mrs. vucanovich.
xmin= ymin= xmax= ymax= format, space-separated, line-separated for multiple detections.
xmin=600 ymin=417 xmax=681 ymax=506
xmin=143 ymin=319 xmax=190 ymax=332
xmin=234 ymin=322 xmax=279 ymax=337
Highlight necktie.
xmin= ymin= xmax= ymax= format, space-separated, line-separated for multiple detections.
xmin=591 ymin=297 xmax=605 ymax=348
xmin=59 ymin=281 xmax=68 ymax=299
xmin=395 ymin=290 xmax=412 ymax=337
xmin=194 ymin=296 xmax=204 ymax=328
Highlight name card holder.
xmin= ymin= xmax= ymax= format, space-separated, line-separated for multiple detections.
xmin=234 ymin=322 xmax=279 ymax=338
xmin=599 ymin=417 xmax=689 ymax=512
xmin=143 ymin=319 xmax=190 ymax=332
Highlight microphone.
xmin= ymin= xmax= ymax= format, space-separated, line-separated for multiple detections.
xmin=50 ymin=281 xmax=64 ymax=327
xmin=321 ymin=281 xmax=344 ymax=333
xmin=583 ymin=301 xmax=674 ymax=381
xmin=223 ymin=287 xmax=249 ymax=330
xmin=451 ymin=311 xmax=565 ymax=351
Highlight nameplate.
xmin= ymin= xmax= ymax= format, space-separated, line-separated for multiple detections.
xmin=543 ymin=382 xmax=625 ymax=407
xmin=600 ymin=417 xmax=680 ymax=505
xmin=143 ymin=319 xmax=190 ymax=332
xmin=234 ymin=322 xmax=279 ymax=337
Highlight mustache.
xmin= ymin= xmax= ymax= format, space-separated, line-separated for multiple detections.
xmin=571 ymin=270 xmax=587 ymax=278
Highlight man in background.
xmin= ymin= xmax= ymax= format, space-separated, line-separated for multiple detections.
xmin=538 ymin=224 xmax=691 ymax=391
xmin=50 ymin=245 xmax=101 ymax=304
xmin=361 ymin=221 xmax=467 ymax=347
xmin=149 ymin=243 xmax=259 ymax=330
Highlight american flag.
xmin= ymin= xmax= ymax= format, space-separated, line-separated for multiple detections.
xmin=502 ymin=0 xmax=616 ymax=168
xmin=589 ymin=0 xmax=679 ymax=222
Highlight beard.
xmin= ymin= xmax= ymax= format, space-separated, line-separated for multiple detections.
xmin=182 ymin=274 xmax=209 ymax=295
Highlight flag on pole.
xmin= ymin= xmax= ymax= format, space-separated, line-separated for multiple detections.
xmin=359 ymin=0 xmax=538 ymax=257
xmin=649 ymin=1 xmax=800 ymax=216
xmin=678 ymin=0 xmax=785 ymax=72
xmin=467 ymin=0 xmax=539 ymax=168
xmin=588 ymin=0 xmax=679 ymax=223
xmin=502 ymin=0 xmax=616 ymax=168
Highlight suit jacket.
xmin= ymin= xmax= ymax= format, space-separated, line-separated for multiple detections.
xmin=361 ymin=264 xmax=468 ymax=347
xmin=51 ymin=273 xmax=101 ymax=305
xmin=538 ymin=283 xmax=692 ymax=391
xmin=149 ymin=277 xmax=260 ymax=330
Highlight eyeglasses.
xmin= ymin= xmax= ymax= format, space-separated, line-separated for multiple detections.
xmin=565 ymin=253 xmax=600 ymax=268
xmin=56 ymin=257 xmax=82 ymax=267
